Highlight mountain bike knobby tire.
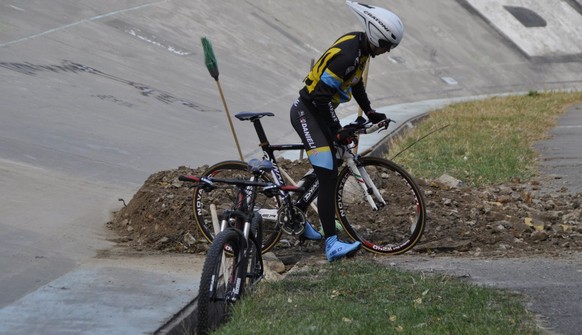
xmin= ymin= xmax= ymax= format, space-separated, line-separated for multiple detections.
xmin=335 ymin=157 xmax=426 ymax=255
xmin=197 ymin=229 xmax=245 ymax=335
xmin=192 ymin=160 xmax=282 ymax=254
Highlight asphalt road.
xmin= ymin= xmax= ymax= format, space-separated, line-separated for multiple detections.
xmin=0 ymin=0 xmax=581 ymax=334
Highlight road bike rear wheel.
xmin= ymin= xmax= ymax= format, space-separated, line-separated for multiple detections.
xmin=335 ymin=157 xmax=426 ymax=255
xmin=197 ymin=229 xmax=245 ymax=335
xmin=192 ymin=160 xmax=282 ymax=253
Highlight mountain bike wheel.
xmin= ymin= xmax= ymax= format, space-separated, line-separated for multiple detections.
xmin=335 ymin=157 xmax=426 ymax=255
xmin=192 ymin=160 xmax=282 ymax=253
xmin=197 ymin=229 xmax=245 ymax=335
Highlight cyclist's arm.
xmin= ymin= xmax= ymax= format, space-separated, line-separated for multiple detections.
xmin=352 ymin=80 xmax=372 ymax=113
xmin=309 ymin=79 xmax=342 ymax=132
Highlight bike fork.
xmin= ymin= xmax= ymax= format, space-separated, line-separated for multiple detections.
xmin=346 ymin=157 xmax=386 ymax=210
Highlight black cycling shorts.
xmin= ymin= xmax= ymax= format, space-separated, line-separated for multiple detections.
xmin=290 ymin=97 xmax=337 ymax=172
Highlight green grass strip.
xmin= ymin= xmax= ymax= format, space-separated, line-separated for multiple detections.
xmin=214 ymin=260 xmax=542 ymax=335
xmin=388 ymin=91 xmax=582 ymax=186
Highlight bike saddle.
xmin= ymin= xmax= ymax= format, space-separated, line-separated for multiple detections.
xmin=248 ymin=158 xmax=273 ymax=173
xmin=235 ymin=111 xmax=274 ymax=121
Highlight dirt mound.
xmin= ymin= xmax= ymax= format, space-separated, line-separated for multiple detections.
xmin=107 ymin=160 xmax=582 ymax=259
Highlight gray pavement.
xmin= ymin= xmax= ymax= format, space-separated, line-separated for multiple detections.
xmin=0 ymin=1 xmax=581 ymax=334
xmin=535 ymin=103 xmax=582 ymax=194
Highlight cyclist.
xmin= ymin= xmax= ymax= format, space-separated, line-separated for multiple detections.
xmin=290 ymin=1 xmax=404 ymax=261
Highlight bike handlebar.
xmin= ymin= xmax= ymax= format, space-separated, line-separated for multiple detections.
xmin=353 ymin=118 xmax=394 ymax=135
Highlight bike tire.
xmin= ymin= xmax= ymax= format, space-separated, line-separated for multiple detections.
xmin=192 ymin=160 xmax=282 ymax=254
xmin=197 ymin=229 xmax=245 ymax=335
xmin=335 ymin=157 xmax=426 ymax=255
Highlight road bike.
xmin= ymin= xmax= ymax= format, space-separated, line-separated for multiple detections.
xmin=179 ymin=159 xmax=304 ymax=334
xmin=191 ymin=111 xmax=426 ymax=255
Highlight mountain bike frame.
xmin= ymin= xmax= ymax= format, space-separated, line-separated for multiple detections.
xmin=180 ymin=160 xmax=297 ymax=308
xmin=181 ymin=173 xmax=270 ymax=250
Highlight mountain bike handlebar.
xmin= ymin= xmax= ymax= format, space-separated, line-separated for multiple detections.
xmin=178 ymin=174 xmax=305 ymax=197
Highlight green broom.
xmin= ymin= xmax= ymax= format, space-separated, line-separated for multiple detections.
xmin=201 ymin=37 xmax=244 ymax=161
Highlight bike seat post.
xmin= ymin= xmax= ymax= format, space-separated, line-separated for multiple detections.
xmin=251 ymin=118 xmax=270 ymax=149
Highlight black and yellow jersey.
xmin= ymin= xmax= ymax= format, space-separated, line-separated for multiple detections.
xmin=299 ymin=31 xmax=372 ymax=129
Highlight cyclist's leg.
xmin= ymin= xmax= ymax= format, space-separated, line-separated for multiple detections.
xmin=315 ymin=165 xmax=361 ymax=261
xmin=311 ymin=165 xmax=337 ymax=238
xmin=290 ymin=98 xmax=360 ymax=260
xmin=290 ymin=99 xmax=331 ymax=238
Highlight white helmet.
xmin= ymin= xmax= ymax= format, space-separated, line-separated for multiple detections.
xmin=346 ymin=1 xmax=404 ymax=50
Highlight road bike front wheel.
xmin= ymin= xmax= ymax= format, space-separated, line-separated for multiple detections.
xmin=192 ymin=160 xmax=282 ymax=253
xmin=197 ymin=229 xmax=245 ymax=335
xmin=335 ymin=157 xmax=426 ymax=255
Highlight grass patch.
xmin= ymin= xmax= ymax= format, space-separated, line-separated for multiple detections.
xmin=213 ymin=260 xmax=542 ymax=335
xmin=387 ymin=91 xmax=582 ymax=186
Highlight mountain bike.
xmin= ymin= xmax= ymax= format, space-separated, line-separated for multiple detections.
xmin=192 ymin=111 xmax=426 ymax=255
xmin=179 ymin=159 xmax=303 ymax=334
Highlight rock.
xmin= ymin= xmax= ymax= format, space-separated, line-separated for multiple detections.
xmin=263 ymin=270 xmax=283 ymax=282
xmin=496 ymin=195 xmax=513 ymax=204
xmin=434 ymin=174 xmax=464 ymax=189
xmin=183 ymin=232 xmax=196 ymax=246
xmin=263 ymin=252 xmax=286 ymax=274
xmin=531 ymin=230 xmax=549 ymax=241
xmin=512 ymin=221 xmax=532 ymax=237
xmin=497 ymin=220 xmax=512 ymax=229
xmin=156 ymin=236 xmax=170 ymax=244
xmin=544 ymin=200 xmax=557 ymax=210
xmin=261 ymin=252 xmax=288 ymax=282
xmin=562 ymin=208 xmax=581 ymax=225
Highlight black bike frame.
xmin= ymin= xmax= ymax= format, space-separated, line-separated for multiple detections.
xmin=248 ymin=117 xmax=319 ymax=212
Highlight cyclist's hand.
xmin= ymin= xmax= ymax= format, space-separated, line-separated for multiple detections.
xmin=335 ymin=127 xmax=358 ymax=145
xmin=365 ymin=110 xmax=387 ymax=124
